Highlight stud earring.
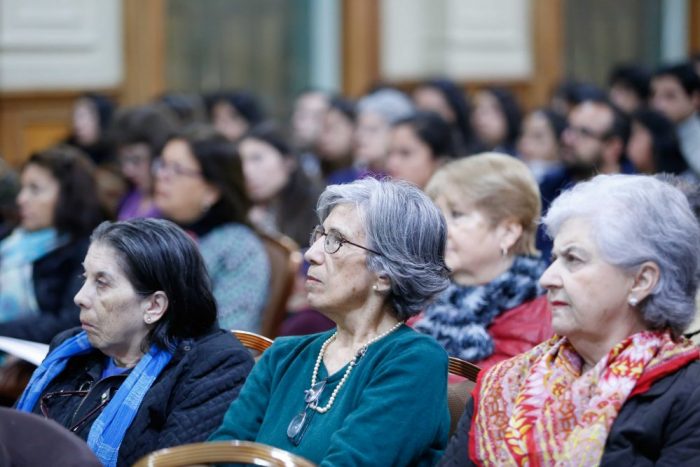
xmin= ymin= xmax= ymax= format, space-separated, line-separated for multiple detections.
xmin=628 ymin=296 xmax=639 ymax=307
xmin=372 ymin=285 xmax=379 ymax=292
xmin=500 ymin=246 xmax=508 ymax=257
xmin=145 ymin=316 xmax=152 ymax=324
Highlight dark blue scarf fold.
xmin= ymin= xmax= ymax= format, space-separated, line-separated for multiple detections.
xmin=414 ymin=255 xmax=546 ymax=362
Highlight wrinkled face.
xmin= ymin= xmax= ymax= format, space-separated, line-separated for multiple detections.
xmin=304 ymin=204 xmax=376 ymax=315
xmin=540 ymin=217 xmax=635 ymax=341
xmin=413 ymin=87 xmax=455 ymax=123
xmin=239 ymin=137 xmax=291 ymax=204
xmin=651 ymin=76 xmax=696 ymax=124
xmin=17 ymin=164 xmax=60 ymax=231
xmin=318 ymin=108 xmax=355 ymax=161
xmin=72 ymin=98 xmax=100 ymax=146
xmin=561 ymin=102 xmax=613 ymax=168
xmin=386 ymin=124 xmax=440 ymax=189
xmin=212 ymin=101 xmax=249 ymax=142
xmin=355 ymin=111 xmax=391 ymax=168
xmin=119 ymin=143 xmax=153 ymax=192
xmin=517 ymin=112 xmax=560 ymax=163
xmin=292 ymin=92 xmax=329 ymax=148
xmin=75 ymin=242 xmax=152 ymax=360
xmin=435 ymin=195 xmax=504 ymax=285
xmin=472 ymin=91 xmax=507 ymax=148
xmin=154 ymin=139 xmax=217 ymax=224
xmin=627 ymin=122 xmax=654 ymax=173
xmin=609 ymin=84 xmax=643 ymax=115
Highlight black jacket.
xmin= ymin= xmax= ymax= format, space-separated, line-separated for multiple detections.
xmin=32 ymin=327 xmax=254 ymax=466
xmin=0 ymin=235 xmax=89 ymax=343
xmin=439 ymin=360 xmax=700 ymax=466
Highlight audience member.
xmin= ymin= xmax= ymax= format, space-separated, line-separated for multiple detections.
xmin=355 ymin=88 xmax=414 ymax=174
xmin=316 ymin=96 xmax=358 ymax=185
xmin=628 ymin=108 xmax=690 ymax=176
xmin=0 ymin=146 xmax=103 ymax=342
xmin=471 ymin=87 xmax=522 ymax=155
xmin=154 ymin=126 xmax=269 ymax=331
xmin=608 ymin=64 xmax=652 ymax=114
xmin=207 ymin=91 xmax=265 ymax=142
xmin=111 ymin=105 xmax=177 ymax=220
xmin=239 ymin=123 xmax=322 ymax=247
xmin=414 ymin=154 xmax=551 ymax=369
xmin=517 ymin=108 xmax=567 ymax=183
xmin=0 ymin=158 xmax=20 ymax=236
xmin=413 ymin=78 xmax=477 ymax=155
xmin=210 ymin=178 xmax=450 ymax=466
xmin=651 ymin=62 xmax=700 ymax=177
xmin=386 ymin=111 xmax=455 ymax=189
xmin=291 ymin=89 xmax=330 ymax=153
xmin=156 ymin=92 xmax=207 ymax=127
xmin=550 ymin=80 xmax=607 ymax=117
xmin=17 ymin=218 xmax=254 ymax=467
xmin=65 ymin=93 xmax=116 ymax=166
xmin=440 ymin=174 xmax=700 ymax=465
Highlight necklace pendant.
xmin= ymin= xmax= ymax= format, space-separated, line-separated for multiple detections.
xmin=304 ymin=379 xmax=326 ymax=405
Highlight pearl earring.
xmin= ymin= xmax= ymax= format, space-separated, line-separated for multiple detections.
xmin=372 ymin=285 xmax=379 ymax=292
xmin=145 ymin=316 xmax=152 ymax=324
xmin=628 ymin=297 xmax=638 ymax=307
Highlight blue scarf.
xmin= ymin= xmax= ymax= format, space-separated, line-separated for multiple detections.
xmin=414 ymin=255 xmax=546 ymax=362
xmin=0 ymin=228 xmax=66 ymax=321
xmin=17 ymin=331 xmax=173 ymax=467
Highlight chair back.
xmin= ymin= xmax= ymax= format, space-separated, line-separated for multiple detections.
xmin=447 ymin=356 xmax=480 ymax=436
xmin=258 ymin=232 xmax=303 ymax=338
xmin=133 ymin=440 xmax=317 ymax=467
xmin=232 ymin=330 xmax=274 ymax=357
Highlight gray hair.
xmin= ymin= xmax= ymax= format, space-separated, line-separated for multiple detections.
xmin=317 ymin=178 xmax=449 ymax=320
xmin=543 ymin=174 xmax=700 ymax=335
xmin=357 ymin=89 xmax=415 ymax=125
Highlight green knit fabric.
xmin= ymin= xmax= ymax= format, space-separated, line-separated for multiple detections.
xmin=210 ymin=325 xmax=449 ymax=466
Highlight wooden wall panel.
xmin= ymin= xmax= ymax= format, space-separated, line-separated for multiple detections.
xmin=690 ymin=0 xmax=700 ymax=54
xmin=341 ymin=0 xmax=380 ymax=97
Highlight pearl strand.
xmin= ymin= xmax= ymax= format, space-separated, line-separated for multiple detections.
xmin=310 ymin=321 xmax=403 ymax=414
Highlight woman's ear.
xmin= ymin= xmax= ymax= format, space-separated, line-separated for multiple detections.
xmin=373 ymin=275 xmax=392 ymax=294
xmin=629 ymin=261 xmax=660 ymax=303
xmin=497 ymin=218 xmax=523 ymax=253
xmin=143 ymin=291 xmax=169 ymax=325
xmin=202 ymin=183 xmax=222 ymax=211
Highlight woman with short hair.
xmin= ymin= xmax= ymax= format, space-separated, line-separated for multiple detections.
xmin=210 ymin=178 xmax=451 ymax=466
xmin=413 ymin=153 xmax=551 ymax=369
xmin=441 ymin=174 xmax=700 ymax=465
xmin=17 ymin=218 xmax=254 ymax=467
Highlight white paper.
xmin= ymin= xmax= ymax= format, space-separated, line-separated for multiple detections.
xmin=0 ymin=337 xmax=49 ymax=366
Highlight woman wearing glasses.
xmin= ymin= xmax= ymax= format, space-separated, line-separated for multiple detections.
xmin=210 ymin=178 xmax=451 ymax=466
xmin=17 ymin=218 xmax=254 ymax=467
xmin=153 ymin=126 xmax=269 ymax=332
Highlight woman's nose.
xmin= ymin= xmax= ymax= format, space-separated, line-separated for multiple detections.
xmin=304 ymin=237 xmax=324 ymax=265
xmin=538 ymin=262 xmax=560 ymax=290
xmin=74 ymin=281 xmax=90 ymax=309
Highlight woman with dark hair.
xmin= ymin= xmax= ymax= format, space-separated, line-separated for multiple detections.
xmin=111 ymin=105 xmax=178 ymax=220
xmin=517 ymin=108 xmax=567 ymax=183
xmin=413 ymin=78 xmax=477 ymax=155
xmin=17 ymin=218 xmax=254 ymax=467
xmin=628 ymin=108 xmax=690 ymax=176
xmin=471 ymin=87 xmax=522 ymax=155
xmin=0 ymin=145 xmax=104 ymax=342
xmin=386 ymin=111 xmax=455 ymax=189
xmin=154 ymin=126 xmax=269 ymax=331
xmin=316 ymin=96 xmax=358 ymax=185
xmin=66 ymin=93 xmax=116 ymax=166
xmin=208 ymin=91 xmax=265 ymax=142
xmin=239 ymin=123 xmax=323 ymax=247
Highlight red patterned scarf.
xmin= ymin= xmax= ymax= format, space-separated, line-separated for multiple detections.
xmin=469 ymin=330 xmax=699 ymax=466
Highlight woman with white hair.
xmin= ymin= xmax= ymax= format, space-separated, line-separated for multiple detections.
xmin=211 ymin=178 xmax=451 ymax=466
xmin=440 ymin=174 xmax=700 ymax=465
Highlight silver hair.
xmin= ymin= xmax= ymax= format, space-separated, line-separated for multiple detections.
xmin=357 ymin=89 xmax=415 ymax=125
xmin=316 ymin=178 xmax=449 ymax=320
xmin=543 ymin=174 xmax=700 ymax=335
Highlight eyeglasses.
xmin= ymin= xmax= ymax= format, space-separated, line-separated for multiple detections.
xmin=287 ymin=379 xmax=326 ymax=446
xmin=566 ymin=125 xmax=610 ymax=141
xmin=309 ymin=225 xmax=382 ymax=256
xmin=40 ymin=389 xmax=111 ymax=433
xmin=152 ymin=159 xmax=202 ymax=178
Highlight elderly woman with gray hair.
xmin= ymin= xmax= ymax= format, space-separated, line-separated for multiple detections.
xmin=440 ymin=174 xmax=700 ymax=466
xmin=210 ymin=178 xmax=451 ymax=466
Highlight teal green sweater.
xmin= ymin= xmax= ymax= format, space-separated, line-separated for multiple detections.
xmin=210 ymin=325 xmax=449 ymax=466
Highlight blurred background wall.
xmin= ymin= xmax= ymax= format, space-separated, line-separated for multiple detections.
xmin=0 ymin=0 xmax=696 ymax=166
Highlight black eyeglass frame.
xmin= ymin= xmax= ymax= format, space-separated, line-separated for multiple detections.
xmin=309 ymin=225 xmax=383 ymax=256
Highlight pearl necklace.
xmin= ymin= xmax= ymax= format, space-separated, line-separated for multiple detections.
xmin=309 ymin=321 xmax=403 ymax=414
